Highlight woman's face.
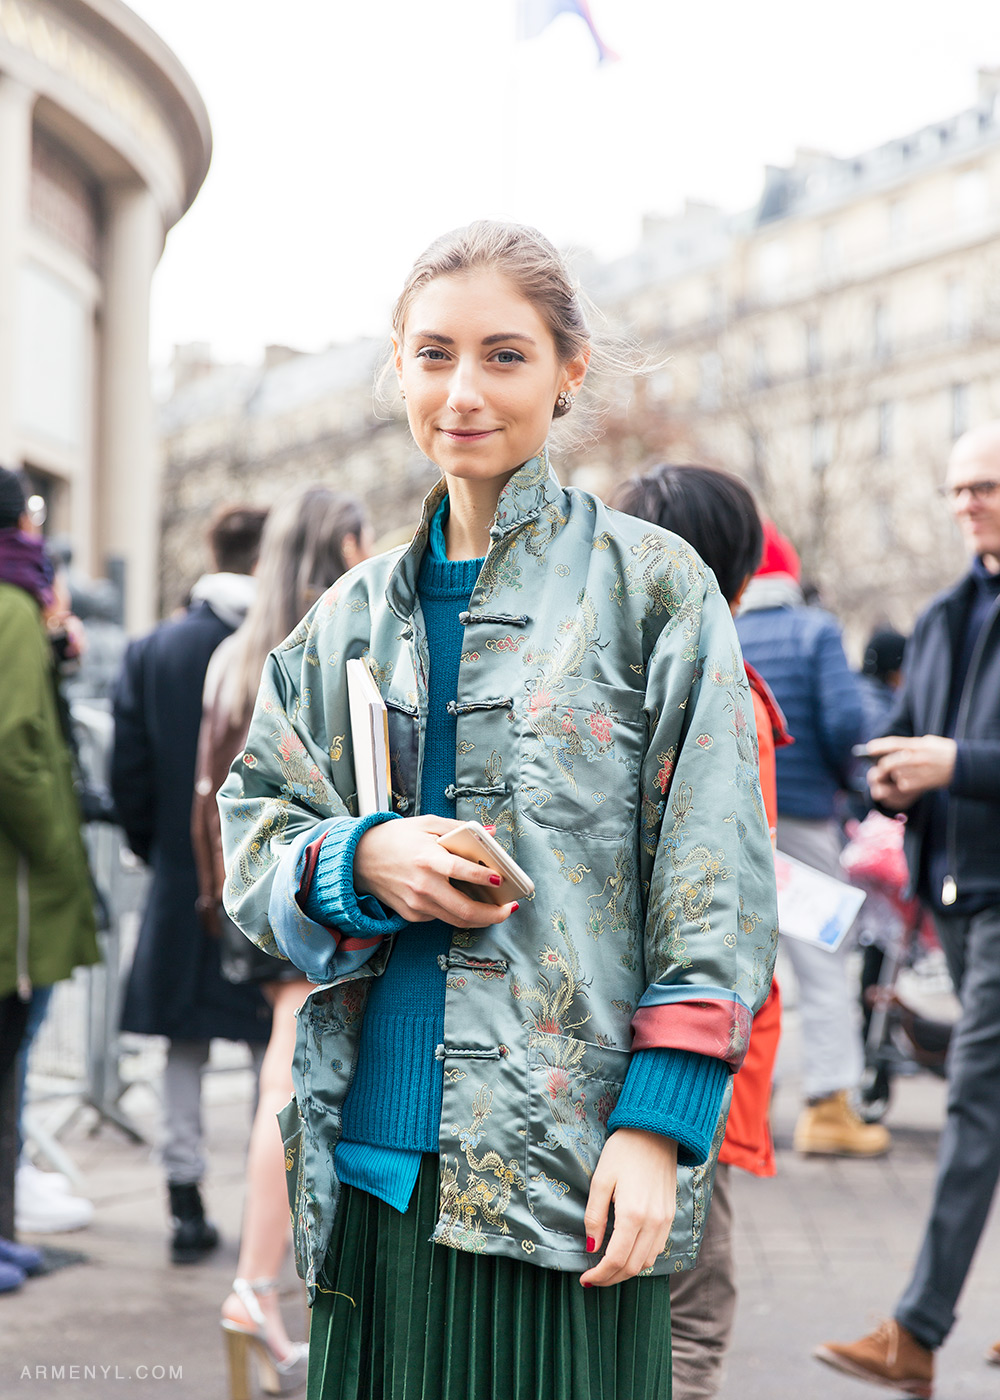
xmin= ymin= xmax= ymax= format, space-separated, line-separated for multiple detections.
xmin=394 ymin=269 xmax=588 ymax=484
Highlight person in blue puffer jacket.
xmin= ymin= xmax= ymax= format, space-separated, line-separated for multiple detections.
xmin=736 ymin=522 xmax=889 ymax=1158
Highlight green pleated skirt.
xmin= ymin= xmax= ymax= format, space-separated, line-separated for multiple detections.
xmin=307 ymin=1155 xmax=671 ymax=1400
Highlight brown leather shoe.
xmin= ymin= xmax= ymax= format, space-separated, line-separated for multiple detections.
xmin=986 ymin=1339 xmax=1000 ymax=1366
xmin=814 ymin=1319 xmax=934 ymax=1397
xmin=794 ymin=1090 xmax=891 ymax=1157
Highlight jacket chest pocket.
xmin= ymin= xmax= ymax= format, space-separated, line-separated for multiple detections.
xmin=518 ymin=678 xmax=645 ymax=839
xmin=525 ymin=1033 xmax=630 ymax=1236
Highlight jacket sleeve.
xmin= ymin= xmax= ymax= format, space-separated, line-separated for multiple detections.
xmin=218 ymin=641 xmax=396 ymax=983
xmin=632 ymin=572 xmax=779 ymax=1073
xmin=110 ymin=638 xmax=155 ymax=863
xmin=951 ymin=741 xmax=1000 ymax=800
xmin=812 ymin=620 xmax=865 ymax=777
xmin=0 ymin=594 xmax=64 ymax=866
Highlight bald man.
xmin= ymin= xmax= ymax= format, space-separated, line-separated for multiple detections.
xmin=816 ymin=422 xmax=1000 ymax=1395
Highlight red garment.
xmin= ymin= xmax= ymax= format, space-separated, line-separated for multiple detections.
xmin=756 ymin=520 xmax=802 ymax=582
xmin=718 ymin=665 xmax=791 ymax=1176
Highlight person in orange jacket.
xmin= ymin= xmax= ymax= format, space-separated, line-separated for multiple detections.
xmin=614 ymin=462 xmax=789 ymax=1400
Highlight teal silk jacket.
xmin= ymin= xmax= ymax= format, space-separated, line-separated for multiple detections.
xmin=219 ymin=451 xmax=778 ymax=1296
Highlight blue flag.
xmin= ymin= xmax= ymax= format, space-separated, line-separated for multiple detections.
xmin=516 ymin=0 xmax=618 ymax=63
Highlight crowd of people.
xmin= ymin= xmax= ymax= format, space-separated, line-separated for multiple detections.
xmin=1 ymin=220 xmax=998 ymax=1400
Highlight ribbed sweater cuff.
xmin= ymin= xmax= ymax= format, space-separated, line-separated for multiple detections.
xmin=607 ymin=1048 xmax=729 ymax=1167
xmin=300 ymin=812 xmax=408 ymax=937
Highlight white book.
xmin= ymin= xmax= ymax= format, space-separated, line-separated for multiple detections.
xmin=346 ymin=657 xmax=391 ymax=816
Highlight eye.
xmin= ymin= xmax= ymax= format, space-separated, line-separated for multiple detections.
xmin=415 ymin=346 xmax=449 ymax=361
xmin=491 ymin=349 xmax=526 ymax=365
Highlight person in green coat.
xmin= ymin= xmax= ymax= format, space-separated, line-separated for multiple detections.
xmin=0 ymin=467 xmax=99 ymax=1263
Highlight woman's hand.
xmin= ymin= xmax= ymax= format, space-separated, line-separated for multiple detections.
xmin=580 ymin=1128 xmax=678 ymax=1287
xmin=354 ymin=815 xmax=519 ymax=928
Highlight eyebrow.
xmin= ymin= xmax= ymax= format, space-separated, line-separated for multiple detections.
xmin=412 ymin=331 xmax=537 ymax=347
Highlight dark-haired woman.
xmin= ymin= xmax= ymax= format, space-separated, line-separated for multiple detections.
xmin=220 ymin=224 xmax=778 ymax=1400
xmin=614 ymin=462 xmax=788 ymax=1399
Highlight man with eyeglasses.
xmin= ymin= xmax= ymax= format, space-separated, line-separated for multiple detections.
xmin=816 ymin=422 xmax=1000 ymax=1395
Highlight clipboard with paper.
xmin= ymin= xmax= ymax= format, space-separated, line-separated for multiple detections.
xmin=774 ymin=850 xmax=866 ymax=953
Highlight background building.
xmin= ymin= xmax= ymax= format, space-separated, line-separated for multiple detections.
xmin=586 ymin=67 xmax=1000 ymax=643
xmin=157 ymin=68 xmax=1000 ymax=645
xmin=157 ymin=339 xmax=431 ymax=614
xmin=0 ymin=0 xmax=209 ymax=631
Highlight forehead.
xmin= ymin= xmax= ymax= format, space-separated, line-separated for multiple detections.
xmin=404 ymin=269 xmax=554 ymax=344
xmin=947 ymin=432 xmax=1000 ymax=483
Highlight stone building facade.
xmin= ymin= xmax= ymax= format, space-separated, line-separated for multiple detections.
xmin=0 ymin=0 xmax=210 ymax=632
xmin=158 ymin=340 xmax=435 ymax=615
xmin=585 ymin=69 xmax=1000 ymax=644
xmin=158 ymin=69 xmax=1000 ymax=642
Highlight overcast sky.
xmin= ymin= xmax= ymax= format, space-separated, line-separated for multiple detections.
xmin=127 ymin=0 xmax=995 ymax=369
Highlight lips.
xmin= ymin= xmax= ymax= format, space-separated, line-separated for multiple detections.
xmin=439 ymin=428 xmax=498 ymax=441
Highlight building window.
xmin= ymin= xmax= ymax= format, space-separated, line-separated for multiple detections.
xmin=888 ymin=198 xmax=907 ymax=244
xmin=955 ymin=169 xmax=989 ymax=223
xmin=873 ymin=299 xmax=891 ymax=361
xmin=951 ymin=383 xmax=970 ymax=440
xmin=30 ymin=130 xmax=100 ymax=269
xmin=698 ymin=351 xmax=722 ymax=411
xmin=804 ymin=319 xmax=821 ymax=375
xmin=877 ymin=401 xmax=893 ymax=457
xmin=820 ymin=224 xmax=840 ymax=272
xmin=755 ymin=239 xmax=787 ymax=297
xmin=947 ymin=275 xmax=969 ymax=339
xmin=811 ymin=416 xmax=832 ymax=471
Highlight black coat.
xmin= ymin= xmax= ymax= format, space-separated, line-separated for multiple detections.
xmin=111 ymin=602 xmax=270 ymax=1042
xmin=882 ymin=569 xmax=1000 ymax=908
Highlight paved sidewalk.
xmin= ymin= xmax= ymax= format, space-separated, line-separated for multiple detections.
xmin=723 ymin=1069 xmax=1000 ymax=1399
xmin=2 ymin=1027 xmax=1000 ymax=1398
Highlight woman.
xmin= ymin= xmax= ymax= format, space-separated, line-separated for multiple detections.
xmin=191 ymin=484 xmax=370 ymax=1394
xmin=613 ymin=462 xmax=789 ymax=1400
xmin=220 ymin=222 xmax=778 ymax=1400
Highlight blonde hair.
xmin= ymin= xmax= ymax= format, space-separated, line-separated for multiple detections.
xmin=226 ymin=484 xmax=367 ymax=726
xmin=379 ymin=220 xmax=643 ymax=448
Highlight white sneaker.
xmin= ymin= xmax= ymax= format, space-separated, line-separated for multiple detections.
xmin=15 ymin=1163 xmax=94 ymax=1233
xmin=18 ymin=1160 xmax=72 ymax=1196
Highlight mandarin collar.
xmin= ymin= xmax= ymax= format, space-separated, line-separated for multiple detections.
xmin=385 ymin=447 xmax=563 ymax=623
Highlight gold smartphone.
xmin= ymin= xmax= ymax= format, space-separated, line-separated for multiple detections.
xmin=436 ymin=821 xmax=535 ymax=905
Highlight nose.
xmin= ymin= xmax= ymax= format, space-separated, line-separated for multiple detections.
xmin=446 ymin=358 xmax=485 ymax=417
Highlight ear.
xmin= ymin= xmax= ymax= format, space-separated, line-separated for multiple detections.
xmin=730 ymin=574 xmax=752 ymax=616
xmin=561 ymin=346 xmax=590 ymax=398
xmin=391 ymin=334 xmax=404 ymax=391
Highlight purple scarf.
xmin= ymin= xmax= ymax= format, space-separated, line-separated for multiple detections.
xmin=0 ymin=528 xmax=55 ymax=608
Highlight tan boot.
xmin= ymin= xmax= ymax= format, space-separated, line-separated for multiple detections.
xmin=986 ymin=1339 xmax=1000 ymax=1366
xmin=793 ymin=1089 xmax=891 ymax=1156
xmin=814 ymin=1319 xmax=933 ymax=1397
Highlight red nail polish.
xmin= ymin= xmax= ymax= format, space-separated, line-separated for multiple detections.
xmin=484 ymin=824 xmax=496 ymax=832
xmin=586 ymin=1236 xmax=595 ymax=1252
xmin=583 ymin=1282 xmax=593 ymax=1289
xmin=489 ymin=873 xmax=502 ymax=886
xmin=510 ymin=902 xmax=519 ymax=913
